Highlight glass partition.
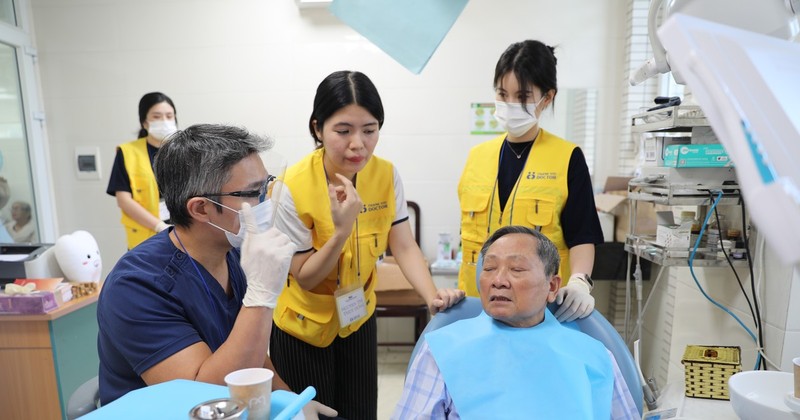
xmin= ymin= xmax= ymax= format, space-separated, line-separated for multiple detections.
xmin=0 ymin=0 xmax=15 ymax=26
xmin=0 ymin=41 xmax=38 ymax=243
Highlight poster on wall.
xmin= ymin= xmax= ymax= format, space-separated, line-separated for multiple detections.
xmin=470 ymin=103 xmax=503 ymax=135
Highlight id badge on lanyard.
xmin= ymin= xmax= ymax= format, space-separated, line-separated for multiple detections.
xmin=334 ymin=284 xmax=368 ymax=328
xmin=334 ymin=223 xmax=367 ymax=328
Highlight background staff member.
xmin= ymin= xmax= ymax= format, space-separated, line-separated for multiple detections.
xmin=107 ymin=92 xmax=178 ymax=249
xmin=272 ymin=70 xmax=464 ymax=420
xmin=457 ymin=40 xmax=603 ymax=322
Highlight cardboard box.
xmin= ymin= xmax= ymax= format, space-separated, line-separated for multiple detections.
xmin=663 ymin=144 xmax=732 ymax=168
xmin=375 ymin=256 xmax=414 ymax=292
xmin=641 ymin=135 xmax=690 ymax=167
xmin=597 ymin=211 xmax=615 ymax=243
xmin=595 ymin=177 xmax=658 ymax=243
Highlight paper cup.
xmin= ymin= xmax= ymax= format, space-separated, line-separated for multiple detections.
xmin=225 ymin=368 xmax=273 ymax=420
xmin=794 ymin=357 xmax=800 ymax=398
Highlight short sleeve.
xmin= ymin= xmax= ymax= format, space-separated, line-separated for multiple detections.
xmin=98 ymin=269 xmax=202 ymax=375
xmin=106 ymin=148 xmax=132 ymax=196
xmin=274 ymin=183 xmax=314 ymax=252
xmin=393 ymin=166 xmax=409 ymax=223
xmin=561 ymin=148 xmax=603 ymax=247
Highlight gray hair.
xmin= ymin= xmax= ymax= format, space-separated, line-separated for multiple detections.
xmin=153 ymin=124 xmax=272 ymax=227
xmin=479 ymin=225 xmax=560 ymax=277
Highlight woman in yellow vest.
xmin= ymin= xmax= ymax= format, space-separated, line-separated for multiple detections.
xmin=458 ymin=40 xmax=603 ymax=323
xmin=271 ymin=71 xmax=464 ymax=419
xmin=106 ymin=92 xmax=178 ymax=249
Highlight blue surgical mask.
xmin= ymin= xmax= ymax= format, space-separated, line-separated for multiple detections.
xmin=206 ymin=199 xmax=274 ymax=248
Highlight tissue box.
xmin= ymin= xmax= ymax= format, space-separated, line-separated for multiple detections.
xmin=681 ymin=345 xmax=741 ymax=400
xmin=656 ymin=224 xmax=691 ymax=249
xmin=0 ymin=291 xmax=58 ymax=314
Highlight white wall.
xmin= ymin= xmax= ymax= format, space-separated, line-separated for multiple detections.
xmin=30 ymin=0 xmax=627 ymax=275
xmin=26 ymin=0 xmax=800 ymax=382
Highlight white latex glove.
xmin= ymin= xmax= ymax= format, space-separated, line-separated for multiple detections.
xmin=301 ymin=400 xmax=338 ymax=420
xmin=553 ymin=277 xmax=595 ymax=322
xmin=154 ymin=221 xmax=171 ymax=232
xmin=240 ymin=202 xmax=296 ymax=308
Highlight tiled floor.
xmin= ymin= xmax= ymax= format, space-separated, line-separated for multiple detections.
xmin=377 ymin=346 xmax=412 ymax=419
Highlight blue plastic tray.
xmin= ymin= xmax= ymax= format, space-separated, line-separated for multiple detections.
xmin=82 ymin=379 xmax=314 ymax=419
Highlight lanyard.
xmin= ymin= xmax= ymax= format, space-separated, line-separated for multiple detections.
xmin=336 ymin=218 xmax=361 ymax=288
xmin=486 ymin=140 xmax=528 ymax=236
xmin=173 ymin=229 xmax=227 ymax=342
xmin=322 ymin=159 xmax=361 ymax=288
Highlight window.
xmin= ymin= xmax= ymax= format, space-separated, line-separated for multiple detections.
xmin=0 ymin=0 xmax=54 ymax=243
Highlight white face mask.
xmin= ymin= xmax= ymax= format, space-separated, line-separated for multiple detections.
xmin=494 ymin=99 xmax=544 ymax=138
xmin=206 ymin=199 xmax=274 ymax=248
xmin=147 ymin=120 xmax=178 ymax=141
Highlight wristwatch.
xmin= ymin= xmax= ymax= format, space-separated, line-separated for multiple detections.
xmin=571 ymin=273 xmax=594 ymax=292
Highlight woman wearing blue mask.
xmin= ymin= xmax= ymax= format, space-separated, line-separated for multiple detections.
xmin=457 ymin=40 xmax=603 ymax=323
xmin=106 ymin=92 xmax=178 ymax=249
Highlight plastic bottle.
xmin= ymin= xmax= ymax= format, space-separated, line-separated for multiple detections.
xmin=680 ymin=211 xmax=701 ymax=251
xmin=704 ymin=214 xmax=727 ymax=258
xmin=437 ymin=233 xmax=452 ymax=261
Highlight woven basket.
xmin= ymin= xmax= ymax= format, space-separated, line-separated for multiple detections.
xmin=681 ymin=345 xmax=741 ymax=400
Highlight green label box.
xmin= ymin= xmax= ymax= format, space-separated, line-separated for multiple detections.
xmin=663 ymin=144 xmax=733 ymax=168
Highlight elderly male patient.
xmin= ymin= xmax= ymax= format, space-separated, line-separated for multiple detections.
xmin=393 ymin=225 xmax=639 ymax=419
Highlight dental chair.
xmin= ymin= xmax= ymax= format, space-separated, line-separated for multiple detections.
xmin=408 ymin=297 xmax=645 ymax=417
xmin=67 ymin=375 xmax=99 ymax=419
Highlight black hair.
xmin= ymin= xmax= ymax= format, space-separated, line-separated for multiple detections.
xmin=308 ymin=71 xmax=384 ymax=149
xmin=153 ymin=124 xmax=270 ymax=227
xmin=493 ymin=40 xmax=558 ymax=112
xmin=138 ymin=92 xmax=178 ymax=138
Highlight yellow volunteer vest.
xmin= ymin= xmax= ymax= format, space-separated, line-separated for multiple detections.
xmin=274 ymin=149 xmax=396 ymax=347
xmin=458 ymin=130 xmax=574 ymax=297
xmin=118 ymin=138 xmax=160 ymax=249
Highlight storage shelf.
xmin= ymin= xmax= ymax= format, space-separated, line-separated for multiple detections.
xmin=631 ymin=105 xmax=708 ymax=133
xmin=625 ymin=108 xmax=747 ymax=270
xmin=627 ymin=179 xmax=741 ymax=205
xmin=625 ymin=236 xmax=748 ymax=267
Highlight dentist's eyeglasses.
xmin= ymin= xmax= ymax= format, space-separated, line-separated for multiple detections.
xmin=200 ymin=174 xmax=276 ymax=203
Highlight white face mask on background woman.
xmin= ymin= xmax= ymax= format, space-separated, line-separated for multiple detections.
xmin=494 ymin=98 xmax=544 ymax=138
xmin=147 ymin=120 xmax=178 ymax=141
xmin=206 ymin=199 xmax=274 ymax=248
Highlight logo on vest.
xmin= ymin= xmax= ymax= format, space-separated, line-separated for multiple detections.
xmin=526 ymin=171 xmax=557 ymax=180
xmin=362 ymin=201 xmax=389 ymax=213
